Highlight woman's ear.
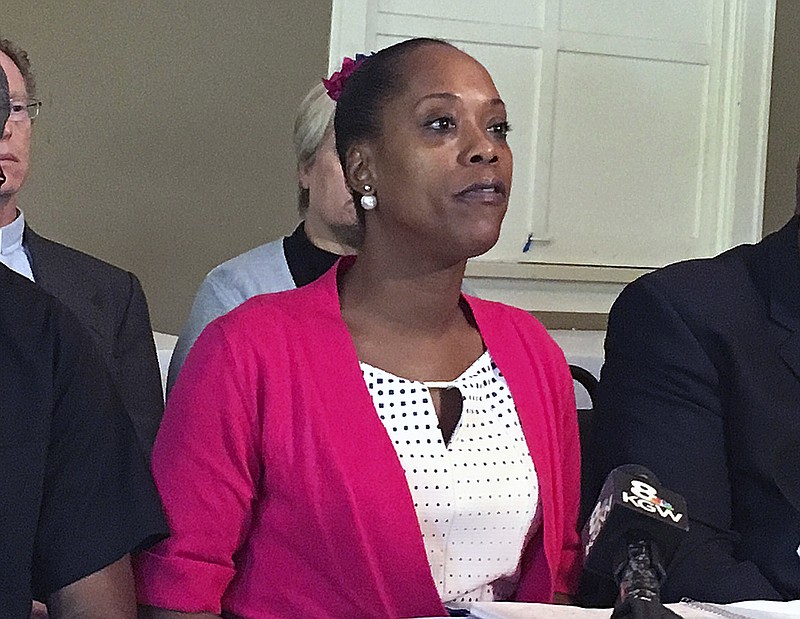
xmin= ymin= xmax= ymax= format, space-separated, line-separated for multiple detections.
xmin=297 ymin=161 xmax=312 ymax=190
xmin=345 ymin=143 xmax=376 ymax=194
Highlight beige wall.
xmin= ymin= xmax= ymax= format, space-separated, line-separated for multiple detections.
xmin=4 ymin=1 xmax=799 ymax=333
xmin=763 ymin=0 xmax=800 ymax=234
xmin=3 ymin=2 xmax=333 ymax=334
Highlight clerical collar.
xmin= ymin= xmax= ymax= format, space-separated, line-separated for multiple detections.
xmin=0 ymin=210 xmax=25 ymax=256
xmin=282 ymin=221 xmax=340 ymax=288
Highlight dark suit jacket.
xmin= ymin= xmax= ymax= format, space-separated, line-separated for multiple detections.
xmin=24 ymin=226 xmax=163 ymax=459
xmin=584 ymin=216 xmax=800 ymax=603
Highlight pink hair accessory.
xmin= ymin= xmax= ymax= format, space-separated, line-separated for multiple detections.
xmin=323 ymin=53 xmax=371 ymax=101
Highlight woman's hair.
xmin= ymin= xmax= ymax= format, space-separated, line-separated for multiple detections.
xmin=333 ymin=38 xmax=456 ymax=197
xmin=294 ymin=82 xmax=336 ymax=214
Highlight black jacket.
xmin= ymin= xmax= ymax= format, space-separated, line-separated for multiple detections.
xmin=0 ymin=263 xmax=167 ymax=615
xmin=585 ymin=216 xmax=800 ymax=603
xmin=24 ymin=226 xmax=163 ymax=458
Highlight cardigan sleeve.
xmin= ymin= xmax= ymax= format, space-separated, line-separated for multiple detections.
xmin=135 ymin=320 xmax=263 ymax=614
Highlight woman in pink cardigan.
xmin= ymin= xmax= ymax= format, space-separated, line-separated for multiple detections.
xmin=136 ymin=38 xmax=581 ymax=619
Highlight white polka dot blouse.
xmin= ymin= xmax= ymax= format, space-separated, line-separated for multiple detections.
xmin=361 ymin=350 xmax=540 ymax=603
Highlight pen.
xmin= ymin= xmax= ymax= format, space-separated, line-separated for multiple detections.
xmin=522 ymin=233 xmax=533 ymax=253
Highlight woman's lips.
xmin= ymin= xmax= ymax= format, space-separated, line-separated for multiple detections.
xmin=455 ymin=180 xmax=508 ymax=204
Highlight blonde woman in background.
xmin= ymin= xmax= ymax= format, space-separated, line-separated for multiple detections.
xmin=166 ymin=82 xmax=361 ymax=392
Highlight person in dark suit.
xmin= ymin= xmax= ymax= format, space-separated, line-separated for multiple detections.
xmin=584 ymin=206 xmax=800 ymax=603
xmin=0 ymin=259 xmax=169 ymax=619
xmin=0 ymin=37 xmax=162 ymax=457
xmin=0 ymin=58 xmax=168 ymax=619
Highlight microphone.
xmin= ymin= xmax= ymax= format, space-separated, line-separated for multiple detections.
xmin=582 ymin=465 xmax=689 ymax=618
xmin=0 ymin=64 xmax=8 ymax=131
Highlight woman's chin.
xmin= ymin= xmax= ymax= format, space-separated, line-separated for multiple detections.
xmin=463 ymin=227 xmax=503 ymax=259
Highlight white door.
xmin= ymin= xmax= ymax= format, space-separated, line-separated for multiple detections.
xmin=329 ymin=0 xmax=775 ymax=312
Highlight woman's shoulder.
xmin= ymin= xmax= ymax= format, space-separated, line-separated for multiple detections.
xmin=211 ymin=270 xmax=340 ymax=340
xmin=467 ymin=295 xmax=567 ymax=367
xmin=466 ymin=295 xmax=551 ymax=337
xmin=204 ymin=237 xmax=295 ymax=298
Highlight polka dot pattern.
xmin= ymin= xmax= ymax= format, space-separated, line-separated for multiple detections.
xmin=361 ymin=351 xmax=540 ymax=603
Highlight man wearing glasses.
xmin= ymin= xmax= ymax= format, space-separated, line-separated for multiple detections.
xmin=0 ymin=38 xmax=163 ymax=459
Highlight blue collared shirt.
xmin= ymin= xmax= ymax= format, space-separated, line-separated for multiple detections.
xmin=0 ymin=210 xmax=34 ymax=281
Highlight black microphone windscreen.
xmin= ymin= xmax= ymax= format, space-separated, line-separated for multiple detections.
xmin=582 ymin=464 xmax=689 ymax=579
xmin=613 ymin=464 xmax=661 ymax=486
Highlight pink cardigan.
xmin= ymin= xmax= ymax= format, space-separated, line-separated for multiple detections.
xmin=135 ymin=260 xmax=582 ymax=618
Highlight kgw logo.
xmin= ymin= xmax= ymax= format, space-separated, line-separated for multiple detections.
xmin=622 ymin=479 xmax=684 ymax=523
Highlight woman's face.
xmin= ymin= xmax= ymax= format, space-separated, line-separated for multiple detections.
xmin=300 ymin=127 xmax=359 ymax=232
xmin=359 ymin=44 xmax=512 ymax=262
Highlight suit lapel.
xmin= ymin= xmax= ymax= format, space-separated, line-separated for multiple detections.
xmin=23 ymin=225 xmax=63 ymax=294
xmin=22 ymin=225 xmax=107 ymax=346
xmin=23 ymin=225 xmax=46 ymax=283
xmin=778 ymin=331 xmax=800 ymax=385
xmin=764 ymin=217 xmax=800 ymax=382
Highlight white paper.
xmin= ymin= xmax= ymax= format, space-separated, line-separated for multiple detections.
xmin=467 ymin=600 xmax=800 ymax=619
xmin=728 ymin=599 xmax=800 ymax=619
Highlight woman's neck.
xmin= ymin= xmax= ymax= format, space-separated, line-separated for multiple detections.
xmin=303 ymin=209 xmax=359 ymax=256
xmin=339 ymin=245 xmax=468 ymax=335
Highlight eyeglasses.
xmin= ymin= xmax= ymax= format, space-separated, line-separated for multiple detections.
xmin=8 ymin=99 xmax=42 ymax=122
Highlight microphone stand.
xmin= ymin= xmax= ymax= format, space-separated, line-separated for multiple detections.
xmin=611 ymin=540 xmax=683 ymax=618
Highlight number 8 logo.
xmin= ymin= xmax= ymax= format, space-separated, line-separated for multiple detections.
xmin=630 ymin=479 xmax=658 ymax=502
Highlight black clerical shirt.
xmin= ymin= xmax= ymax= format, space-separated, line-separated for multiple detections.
xmin=0 ymin=264 xmax=167 ymax=617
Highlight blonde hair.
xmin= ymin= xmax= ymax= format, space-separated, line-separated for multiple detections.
xmin=294 ymin=82 xmax=336 ymax=214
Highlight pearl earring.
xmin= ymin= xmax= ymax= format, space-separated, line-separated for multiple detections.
xmin=361 ymin=184 xmax=377 ymax=210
